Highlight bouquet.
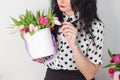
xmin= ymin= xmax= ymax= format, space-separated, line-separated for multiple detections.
xmin=10 ymin=9 xmax=61 ymax=38
xmin=103 ymin=49 xmax=120 ymax=80
xmin=10 ymin=9 xmax=61 ymax=59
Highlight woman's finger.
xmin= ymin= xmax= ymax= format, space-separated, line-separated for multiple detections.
xmin=62 ymin=25 xmax=77 ymax=34
xmin=64 ymin=32 xmax=76 ymax=38
xmin=62 ymin=25 xmax=77 ymax=35
xmin=62 ymin=22 xmax=77 ymax=32
xmin=62 ymin=28 xmax=77 ymax=36
xmin=32 ymin=57 xmax=45 ymax=63
xmin=62 ymin=22 xmax=73 ymax=26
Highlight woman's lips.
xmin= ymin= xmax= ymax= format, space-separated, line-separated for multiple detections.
xmin=59 ymin=5 xmax=65 ymax=8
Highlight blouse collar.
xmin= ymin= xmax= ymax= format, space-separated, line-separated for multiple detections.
xmin=62 ymin=12 xmax=79 ymax=23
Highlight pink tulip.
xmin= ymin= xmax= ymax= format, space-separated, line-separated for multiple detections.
xmin=54 ymin=17 xmax=61 ymax=25
xmin=50 ymin=27 xmax=55 ymax=31
xmin=113 ymin=55 xmax=120 ymax=63
xmin=39 ymin=16 xmax=44 ymax=24
xmin=54 ymin=17 xmax=58 ymax=20
xmin=108 ymin=68 xmax=114 ymax=79
xmin=110 ymin=58 xmax=115 ymax=63
xmin=29 ymin=24 xmax=38 ymax=32
xmin=10 ymin=25 xmax=25 ymax=34
xmin=29 ymin=24 xmax=35 ymax=31
xmin=113 ymin=54 xmax=120 ymax=56
xmin=109 ymin=68 xmax=115 ymax=74
xmin=39 ymin=16 xmax=49 ymax=25
xmin=34 ymin=26 xmax=38 ymax=32
xmin=22 ymin=28 xmax=29 ymax=34
xmin=42 ymin=18 xmax=49 ymax=25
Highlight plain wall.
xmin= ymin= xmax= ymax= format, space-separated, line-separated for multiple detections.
xmin=96 ymin=0 xmax=120 ymax=80
xmin=0 ymin=0 xmax=120 ymax=80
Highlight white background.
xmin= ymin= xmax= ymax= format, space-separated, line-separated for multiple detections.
xmin=0 ymin=0 xmax=120 ymax=80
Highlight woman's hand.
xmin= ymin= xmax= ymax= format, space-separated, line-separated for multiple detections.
xmin=32 ymin=57 xmax=46 ymax=63
xmin=61 ymin=22 xmax=78 ymax=48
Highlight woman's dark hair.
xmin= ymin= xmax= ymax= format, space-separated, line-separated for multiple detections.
xmin=51 ymin=0 xmax=100 ymax=43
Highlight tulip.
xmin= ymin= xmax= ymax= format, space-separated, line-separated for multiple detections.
xmin=39 ymin=16 xmax=44 ymax=24
xmin=39 ymin=16 xmax=49 ymax=25
xmin=109 ymin=68 xmax=115 ymax=74
xmin=110 ymin=58 xmax=115 ymax=63
xmin=42 ymin=18 xmax=49 ymax=25
xmin=29 ymin=24 xmax=35 ymax=32
xmin=22 ymin=28 xmax=29 ymax=34
xmin=54 ymin=17 xmax=61 ymax=25
xmin=108 ymin=68 xmax=114 ymax=79
xmin=34 ymin=26 xmax=38 ymax=32
xmin=50 ymin=27 xmax=55 ymax=31
xmin=10 ymin=25 xmax=24 ymax=34
xmin=113 ymin=54 xmax=120 ymax=56
xmin=113 ymin=55 xmax=120 ymax=63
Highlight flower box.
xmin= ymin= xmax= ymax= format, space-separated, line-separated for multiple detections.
xmin=9 ymin=9 xmax=61 ymax=59
xmin=24 ymin=28 xmax=55 ymax=59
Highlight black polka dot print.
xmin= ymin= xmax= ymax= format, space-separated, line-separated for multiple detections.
xmin=66 ymin=46 xmax=69 ymax=49
xmin=69 ymin=58 xmax=72 ymax=61
xmin=78 ymin=40 xmax=81 ymax=43
xmin=70 ymin=65 xmax=73 ymax=68
xmin=44 ymin=12 xmax=104 ymax=70
xmin=67 ymin=18 xmax=72 ymax=22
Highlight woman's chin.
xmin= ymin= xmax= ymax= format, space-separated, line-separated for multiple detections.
xmin=59 ymin=8 xmax=66 ymax=12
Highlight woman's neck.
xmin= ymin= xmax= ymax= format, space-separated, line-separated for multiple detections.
xmin=64 ymin=10 xmax=74 ymax=16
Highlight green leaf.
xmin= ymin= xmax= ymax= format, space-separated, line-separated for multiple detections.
xmin=25 ymin=18 xmax=31 ymax=25
xmin=36 ymin=10 xmax=40 ymax=25
xmin=19 ymin=15 xmax=29 ymax=26
xmin=25 ymin=9 xmax=34 ymax=24
xmin=108 ymin=49 xmax=113 ymax=58
xmin=18 ymin=16 xmax=27 ymax=27
xmin=29 ymin=31 xmax=35 ymax=36
xmin=48 ymin=9 xmax=55 ymax=19
xmin=51 ymin=21 xmax=55 ymax=27
xmin=10 ymin=17 xmax=21 ymax=26
xmin=37 ymin=25 xmax=42 ymax=30
xmin=114 ymin=67 xmax=120 ymax=71
xmin=33 ymin=15 xmax=37 ymax=25
xmin=24 ymin=19 xmax=30 ymax=27
xmin=18 ymin=15 xmax=24 ymax=21
xmin=48 ymin=8 xmax=51 ymax=18
xmin=116 ymin=64 xmax=120 ymax=67
xmin=103 ymin=64 xmax=116 ymax=68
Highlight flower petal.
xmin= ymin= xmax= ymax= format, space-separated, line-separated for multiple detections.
xmin=54 ymin=20 xmax=61 ymax=25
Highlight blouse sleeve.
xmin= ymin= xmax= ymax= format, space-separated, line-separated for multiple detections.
xmin=86 ymin=21 xmax=104 ymax=65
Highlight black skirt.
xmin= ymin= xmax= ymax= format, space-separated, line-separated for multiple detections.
xmin=44 ymin=68 xmax=95 ymax=80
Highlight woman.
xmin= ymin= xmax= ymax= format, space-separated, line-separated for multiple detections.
xmin=34 ymin=0 xmax=104 ymax=80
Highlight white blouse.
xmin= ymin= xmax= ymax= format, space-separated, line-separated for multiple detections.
xmin=44 ymin=12 xmax=104 ymax=70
